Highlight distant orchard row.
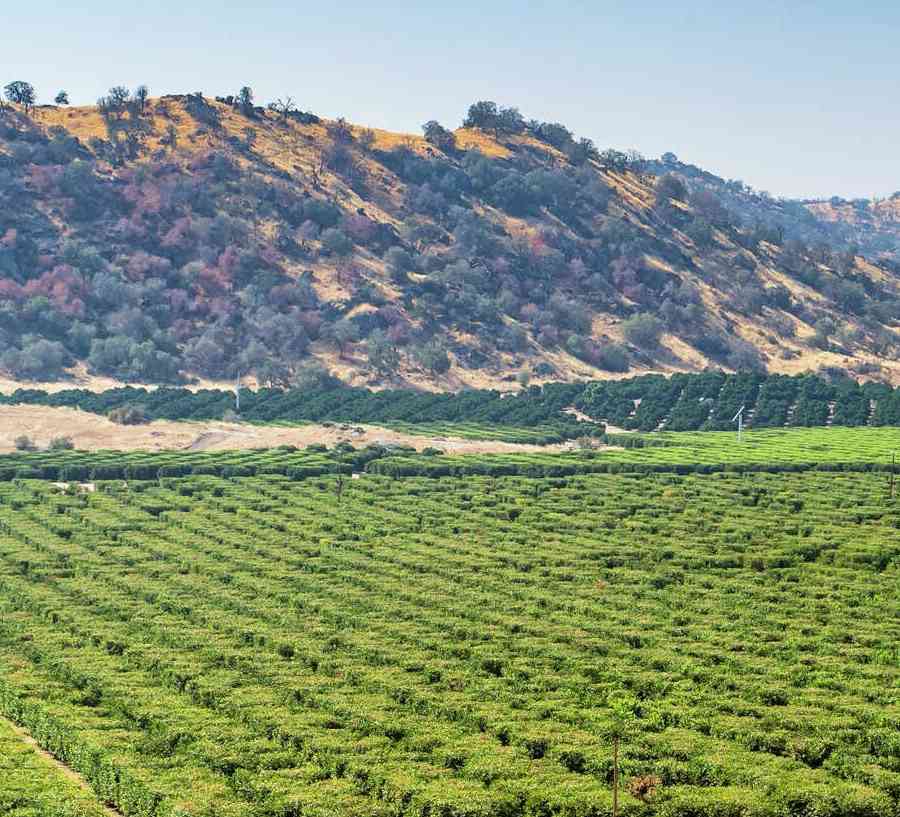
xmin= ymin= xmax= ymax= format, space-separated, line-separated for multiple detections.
xmin=2 ymin=371 xmax=900 ymax=434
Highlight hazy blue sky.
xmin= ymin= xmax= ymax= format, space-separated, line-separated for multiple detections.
xmin=7 ymin=1 xmax=898 ymax=199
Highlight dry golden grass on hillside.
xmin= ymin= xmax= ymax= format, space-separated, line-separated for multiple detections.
xmin=8 ymin=97 xmax=900 ymax=391
xmin=807 ymin=197 xmax=900 ymax=226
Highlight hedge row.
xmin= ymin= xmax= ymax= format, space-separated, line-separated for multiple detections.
xmin=4 ymin=371 xmax=899 ymax=434
xmin=0 ymin=681 xmax=175 ymax=817
xmin=576 ymin=372 xmax=899 ymax=431
xmin=0 ymin=382 xmax=594 ymax=436
xmin=366 ymin=457 xmax=899 ymax=480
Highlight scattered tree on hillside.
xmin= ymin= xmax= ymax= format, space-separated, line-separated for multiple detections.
xmin=161 ymin=123 xmax=178 ymax=149
xmin=385 ymin=246 xmax=415 ymax=283
xmin=598 ymin=149 xmax=629 ymax=172
xmin=269 ymin=96 xmax=295 ymax=121
xmin=565 ymin=137 xmax=600 ymax=165
xmin=327 ymin=318 xmax=360 ymax=359
xmin=321 ymin=227 xmax=353 ymax=259
xmin=134 ymin=84 xmax=149 ymax=114
xmin=415 ymin=339 xmax=451 ymax=375
xmin=326 ymin=117 xmax=355 ymax=144
xmin=357 ymin=128 xmax=376 ymax=151
xmin=4 ymin=80 xmax=36 ymax=114
xmin=54 ymin=90 xmax=69 ymax=106
xmin=463 ymin=100 xmax=526 ymax=136
xmin=0 ymin=338 xmax=67 ymax=380
xmin=622 ymin=313 xmax=664 ymax=349
xmin=655 ymin=172 xmax=687 ymax=203
xmin=237 ymin=86 xmax=255 ymax=116
xmin=422 ymin=120 xmax=456 ymax=152
xmin=367 ymin=329 xmax=400 ymax=376
xmin=107 ymin=86 xmax=130 ymax=114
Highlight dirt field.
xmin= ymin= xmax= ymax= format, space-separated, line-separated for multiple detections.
xmin=0 ymin=405 xmax=573 ymax=455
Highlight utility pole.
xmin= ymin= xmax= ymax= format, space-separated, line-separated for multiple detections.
xmin=234 ymin=373 xmax=241 ymax=413
xmin=732 ymin=405 xmax=745 ymax=443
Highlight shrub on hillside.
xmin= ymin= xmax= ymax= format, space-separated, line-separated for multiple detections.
xmin=622 ymin=313 xmax=664 ymax=349
xmin=47 ymin=436 xmax=74 ymax=451
xmin=14 ymin=435 xmax=36 ymax=452
xmin=108 ymin=404 xmax=148 ymax=425
xmin=655 ymin=173 xmax=687 ymax=203
xmin=1 ymin=339 xmax=68 ymax=380
xmin=594 ymin=343 xmax=630 ymax=373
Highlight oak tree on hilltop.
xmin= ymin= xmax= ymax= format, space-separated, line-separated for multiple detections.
xmin=238 ymin=86 xmax=255 ymax=117
xmin=4 ymin=80 xmax=36 ymax=114
xmin=134 ymin=85 xmax=149 ymax=114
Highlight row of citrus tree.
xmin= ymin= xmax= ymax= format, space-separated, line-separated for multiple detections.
xmin=3 ymin=372 xmax=900 ymax=432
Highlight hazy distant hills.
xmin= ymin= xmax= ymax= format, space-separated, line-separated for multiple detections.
xmin=647 ymin=154 xmax=900 ymax=264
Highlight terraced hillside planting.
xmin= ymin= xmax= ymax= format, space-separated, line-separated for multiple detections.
xmin=0 ymin=434 xmax=897 ymax=816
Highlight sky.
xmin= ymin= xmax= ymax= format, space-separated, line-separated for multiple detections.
xmin=5 ymin=0 xmax=899 ymax=199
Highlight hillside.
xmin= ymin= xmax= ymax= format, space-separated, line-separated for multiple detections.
xmin=805 ymin=195 xmax=900 ymax=263
xmin=2 ymin=88 xmax=900 ymax=390
xmin=647 ymin=154 xmax=900 ymax=267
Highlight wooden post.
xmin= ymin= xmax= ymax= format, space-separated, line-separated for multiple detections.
xmin=612 ymin=734 xmax=619 ymax=817
xmin=891 ymin=452 xmax=896 ymax=500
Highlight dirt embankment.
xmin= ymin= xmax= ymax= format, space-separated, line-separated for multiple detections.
xmin=0 ymin=405 xmax=572 ymax=455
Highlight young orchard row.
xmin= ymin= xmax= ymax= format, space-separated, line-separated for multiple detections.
xmin=0 ymin=715 xmax=108 ymax=817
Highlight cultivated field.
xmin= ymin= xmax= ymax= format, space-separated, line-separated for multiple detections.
xmin=0 ymin=433 xmax=897 ymax=816
xmin=0 ymin=715 xmax=110 ymax=817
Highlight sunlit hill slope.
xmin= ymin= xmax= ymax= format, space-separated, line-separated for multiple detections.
xmin=0 ymin=91 xmax=898 ymax=389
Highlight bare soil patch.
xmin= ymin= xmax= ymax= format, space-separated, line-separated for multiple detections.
xmin=0 ymin=405 xmax=572 ymax=455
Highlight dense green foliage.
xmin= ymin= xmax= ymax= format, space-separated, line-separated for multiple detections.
xmin=0 ymin=460 xmax=897 ymax=816
xmin=0 ymin=716 xmax=108 ymax=817
xmin=577 ymin=372 xmax=900 ymax=430
xmin=0 ymin=444 xmax=403 ymax=482
xmin=1 ymin=426 xmax=899 ymax=483
xmin=4 ymin=371 xmax=900 ymax=434
xmin=369 ymin=427 xmax=900 ymax=478
xmin=0 ymin=381 xmax=590 ymax=433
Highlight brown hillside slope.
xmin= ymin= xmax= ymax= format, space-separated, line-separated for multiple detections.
xmin=1 ymin=94 xmax=899 ymax=389
xmin=806 ymin=196 xmax=900 ymax=264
